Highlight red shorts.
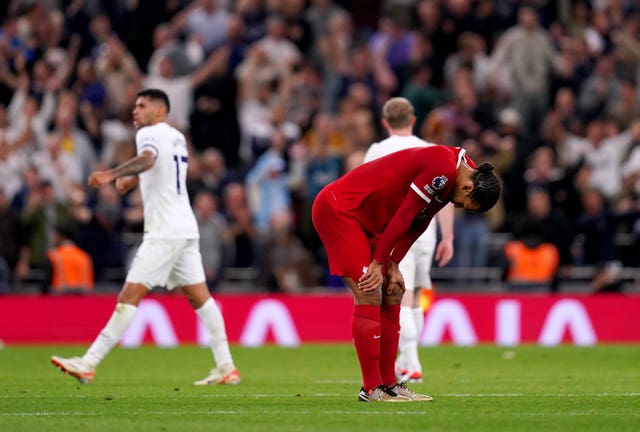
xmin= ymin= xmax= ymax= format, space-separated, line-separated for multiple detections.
xmin=312 ymin=188 xmax=373 ymax=281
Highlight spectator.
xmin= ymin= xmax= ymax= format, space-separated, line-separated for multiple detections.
xmin=189 ymin=148 xmax=238 ymax=203
xmin=2 ymin=75 xmax=56 ymax=152
xmin=281 ymin=0 xmax=314 ymax=56
xmin=368 ymin=10 xmax=415 ymax=88
xmin=305 ymin=0 xmax=348 ymax=45
xmin=0 ymin=137 xmax=28 ymax=204
xmin=255 ymin=14 xmax=302 ymax=68
xmin=491 ymin=6 xmax=560 ymax=135
xmin=95 ymin=35 xmax=143 ymax=116
xmin=147 ymin=24 xmax=200 ymax=77
xmin=506 ymin=188 xmax=573 ymax=291
xmin=298 ymin=115 xmax=344 ymax=251
xmin=315 ymin=9 xmax=353 ymax=113
xmin=16 ymin=180 xmax=77 ymax=293
xmin=606 ymin=79 xmax=640 ymax=130
xmin=77 ymin=183 xmax=127 ymax=282
xmin=47 ymin=224 xmax=94 ymax=294
xmin=51 ymin=100 xmax=97 ymax=180
xmin=194 ymin=190 xmax=232 ymax=291
xmin=189 ymin=22 xmax=242 ymax=165
xmin=245 ymin=98 xmax=301 ymax=163
xmin=584 ymin=119 xmax=640 ymax=200
xmin=245 ymin=130 xmax=292 ymax=234
xmin=258 ymin=210 xmax=318 ymax=292
xmin=170 ymin=0 xmax=231 ymax=54
xmin=0 ymin=187 xmax=20 ymax=292
xmin=577 ymin=54 xmax=621 ymax=122
xmin=222 ymin=182 xmax=256 ymax=268
xmin=31 ymin=132 xmax=83 ymax=201
xmin=144 ymin=46 xmax=232 ymax=132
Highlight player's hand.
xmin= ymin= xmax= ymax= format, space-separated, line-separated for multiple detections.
xmin=358 ymin=260 xmax=383 ymax=292
xmin=385 ymin=261 xmax=405 ymax=295
xmin=88 ymin=171 xmax=114 ymax=188
xmin=434 ymin=237 xmax=454 ymax=267
xmin=115 ymin=175 xmax=139 ymax=195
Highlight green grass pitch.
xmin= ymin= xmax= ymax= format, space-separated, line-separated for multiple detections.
xmin=1 ymin=344 xmax=639 ymax=431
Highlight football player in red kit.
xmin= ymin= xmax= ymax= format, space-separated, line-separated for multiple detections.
xmin=312 ymin=144 xmax=501 ymax=402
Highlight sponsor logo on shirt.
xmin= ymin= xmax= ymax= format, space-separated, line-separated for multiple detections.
xmin=423 ymin=184 xmax=435 ymax=195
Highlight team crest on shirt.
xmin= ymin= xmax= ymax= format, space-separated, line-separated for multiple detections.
xmin=432 ymin=175 xmax=447 ymax=190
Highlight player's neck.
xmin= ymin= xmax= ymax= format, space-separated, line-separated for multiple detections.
xmin=389 ymin=127 xmax=413 ymax=137
xmin=145 ymin=119 xmax=166 ymax=127
xmin=456 ymin=163 xmax=474 ymax=184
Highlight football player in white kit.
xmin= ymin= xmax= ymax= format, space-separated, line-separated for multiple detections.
xmin=363 ymin=97 xmax=454 ymax=383
xmin=51 ymin=89 xmax=240 ymax=386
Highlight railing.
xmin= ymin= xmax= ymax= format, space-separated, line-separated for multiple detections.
xmin=9 ymin=264 xmax=640 ymax=295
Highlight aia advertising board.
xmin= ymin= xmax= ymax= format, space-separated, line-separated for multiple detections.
xmin=1 ymin=294 xmax=639 ymax=346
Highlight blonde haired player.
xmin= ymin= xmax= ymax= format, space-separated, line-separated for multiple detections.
xmin=51 ymin=88 xmax=239 ymax=386
xmin=363 ymin=97 xmax=454 ymax=383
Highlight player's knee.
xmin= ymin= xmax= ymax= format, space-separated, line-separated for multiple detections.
xmin=353 ymin=289 xmax=382 ymax=306
xmin=117 ymin=283 xmax=148 ymax=305
xmin=383 ymin=283 xmax=404 ymax=304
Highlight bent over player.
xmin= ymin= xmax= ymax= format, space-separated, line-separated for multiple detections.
xmin=363 ymin=97 xmax=455 ymax=384
xmin=312 ymin=144 xmax=500 ymax=402
xmin=51 ymin=88 xmax=240 ymax=386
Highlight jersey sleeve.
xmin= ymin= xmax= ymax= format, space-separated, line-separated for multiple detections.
xmin=372 ymin=190 xmax=428 ymax=264
xmin=389 ymin=214 xmax=433 ymax=263
xmin=136 ymin=127 xmax=159 ymax=158
xmin=373 ymin=158 xmax=456 ymax=264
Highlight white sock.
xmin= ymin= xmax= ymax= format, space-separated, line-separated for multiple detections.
xmin=196 ymin=297 xmax=234 ymax=368
xmin=412 ymin=307 xmax=425 ymax=373
xmin=398 ymin=306 xmax=419 ymax=373
xmin=83 ymin=303 xmax=138 ymax=368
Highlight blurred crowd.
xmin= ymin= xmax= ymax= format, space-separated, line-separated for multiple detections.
xmin=1 ymin=0 xmax=640 ymax=294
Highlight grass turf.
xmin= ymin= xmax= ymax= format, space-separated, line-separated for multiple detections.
xmin=0 ymin=344 xmax=639 ymax=431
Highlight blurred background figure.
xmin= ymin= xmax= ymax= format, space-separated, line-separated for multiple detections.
xmin=47 ymin=224 xmax=94 ymax=294
xmin=258 ymin=210 xmax=318 ymax=293
xmin=194 ymin=190 xmax=232 ymax=291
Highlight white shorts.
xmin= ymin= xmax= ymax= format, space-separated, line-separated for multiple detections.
xmin=126 ymin=238 xmax=206 ymax=290
xmin=398 ymin=222 xmax=436 ymax=291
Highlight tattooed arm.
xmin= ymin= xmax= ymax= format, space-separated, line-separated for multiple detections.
xmin=88 ymin=150 xmax=155 ymax=188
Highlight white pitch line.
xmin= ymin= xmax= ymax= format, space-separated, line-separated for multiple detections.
xmin=199 ymin=392 xmax=640 ymax=399
xmin=0 ymin=395 xmax=88 ymax=398
xmin=1 ymin=412 xmax=99 ymax=417
xmin=316 ymin=379 xmax=361 ymax=384
xmin=441 ymin=393 xmax=640 ymax=397
xmin=148 ymin=410 xmax=428 ymax=415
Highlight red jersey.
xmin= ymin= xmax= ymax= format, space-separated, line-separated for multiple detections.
xmin=323 ymin=145 xmax=474 ymax=264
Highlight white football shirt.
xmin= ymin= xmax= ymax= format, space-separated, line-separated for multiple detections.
xmin=136 ymin=122 xmax=199 ymax=239
xmin=363 ymin=134 xmax=431 ymax=163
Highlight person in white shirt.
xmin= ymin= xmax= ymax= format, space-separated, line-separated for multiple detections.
xmin=363 ymin=97 xmax=454 ymax=383
xmin=51 ymin=89 xmax=240 ymax=386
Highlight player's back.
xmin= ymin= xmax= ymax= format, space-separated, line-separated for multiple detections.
xmin=363 ymin=135 xmax=432 ymax=163
xmin=136 ymin=122 xmax=199 ymax=239
xmin=326 ymin=145 xmax=462 ymax=235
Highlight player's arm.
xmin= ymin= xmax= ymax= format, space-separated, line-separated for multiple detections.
xmin=358 ymin=194 xmax=425 ymax=292
xmin=376 ymin=168 xmax=444 ymax=263
xmin=434 ymin=203 xmax=455 ymax=267
xmin=88 ymin=150 xmax=155 ymax=188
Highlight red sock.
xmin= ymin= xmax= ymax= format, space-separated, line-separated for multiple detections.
xmin=380 ymin=304 xmax=401 ymax=387
xmin=352 ymin=305 xmax=382 ymax=392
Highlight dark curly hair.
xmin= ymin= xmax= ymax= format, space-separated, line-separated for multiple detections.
xmin=136 ymin=88 xmax=171 ymax=113
xmin=469 ymin=162 xmax=501 ymax=213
